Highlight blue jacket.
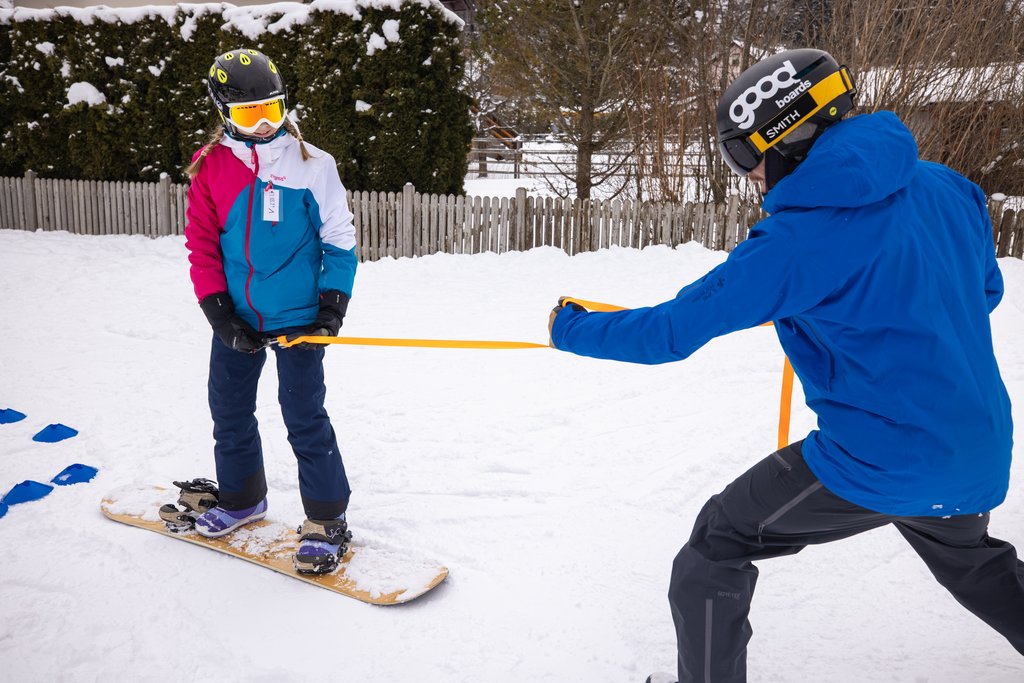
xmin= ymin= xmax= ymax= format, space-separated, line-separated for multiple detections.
xmin=552 ymin=111 xmax=1013 ymax=516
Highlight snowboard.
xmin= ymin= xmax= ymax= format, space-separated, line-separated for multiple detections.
xmin=100 ymin=484 xmax=448 ymax=605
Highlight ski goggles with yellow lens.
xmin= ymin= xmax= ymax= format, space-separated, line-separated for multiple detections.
xmin=225 ymin=97 xmax=287 ymax=132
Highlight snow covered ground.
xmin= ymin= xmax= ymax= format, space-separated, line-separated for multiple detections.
xmin=1 ymin=229 xmax=1023 ymax=682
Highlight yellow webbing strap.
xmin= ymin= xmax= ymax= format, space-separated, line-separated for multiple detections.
xmin=561 ymin=305 xmax=790 ymax=448
xmin=760 ymin=321 xmax=796 ymax=450
xmin=778 ymin=357 xmax=795 ymax=450
xmin=278 ymin=296 xmax=796 ymax=449
xmin=275 ymin=335 xmax=549 ymax=350
xmin=558 ymin=297 xmax=628 ymax=312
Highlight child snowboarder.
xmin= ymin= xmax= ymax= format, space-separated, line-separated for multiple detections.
xmin=183 ymin=48 xmax=357 ymax=574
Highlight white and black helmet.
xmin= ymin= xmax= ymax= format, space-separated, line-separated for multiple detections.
xmin=716 ymin=48 xmax=857 ymax=176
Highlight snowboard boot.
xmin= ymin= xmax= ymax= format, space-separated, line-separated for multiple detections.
xmin=294 ymin=514 xmax=351 ymax=575
xmin=194 ymin=498 xmax=268 ymax=538
xmin=158 ymin=478 xmax=220 ymax=533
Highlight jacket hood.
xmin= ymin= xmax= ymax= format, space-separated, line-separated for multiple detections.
xmin=762 ymin=111 xmax=919 ymax=213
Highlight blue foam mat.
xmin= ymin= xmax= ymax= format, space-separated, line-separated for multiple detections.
xmin=0 ymin=408 xmax=27 ymax=424
xmin=2 ymin=480 xmax=54 ymax=505
xmin=32 ymin=423 xmax=78 ymax=443
xmin=51 ymin=463 xmax=99 ymax=486
xmin=0 ymin=502 xmax=7 ymax=519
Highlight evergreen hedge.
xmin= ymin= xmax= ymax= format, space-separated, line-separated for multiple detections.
xmin=0 ymin=1 xmax=472 ymax=194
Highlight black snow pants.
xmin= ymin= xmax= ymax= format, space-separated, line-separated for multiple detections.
xmin=669 ymin=440 xmax=1024 ymax=683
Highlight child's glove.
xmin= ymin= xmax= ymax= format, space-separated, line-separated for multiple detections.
xmin=199 ymin=293 xmax=264 ymax=353
xmin=285 ymin=290 xmax=349 ymax=350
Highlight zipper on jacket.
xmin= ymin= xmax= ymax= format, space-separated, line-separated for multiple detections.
xmin=243 ymin=144 xmax=265 ymax=332
xmin=802 ymin=319 xmax=836 ymax=390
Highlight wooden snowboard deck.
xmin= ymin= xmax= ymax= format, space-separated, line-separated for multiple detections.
xmin=101 ymin=487 xmax=447 ymax=605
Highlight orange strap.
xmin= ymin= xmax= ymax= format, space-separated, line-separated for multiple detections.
xmin=274 ymin=297 xmax=627 ymax=350
xmin=778 ymin=357 xmax=794 ymax=450
xmin=558 ymin=297 xmax=628 ymax=312
xmin=567 ymin=299 xmax=795 ymax=450
xmin=279 ymin=296 xmax=796 ymax=449
xmin=758 ymin=322 xmax=796 ymax=449
xmin=275 ymin=335 xmax=548 ymax=350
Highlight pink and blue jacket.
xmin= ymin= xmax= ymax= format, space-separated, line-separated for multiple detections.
xmin=185 ymin=132 xmax=358 ymax=332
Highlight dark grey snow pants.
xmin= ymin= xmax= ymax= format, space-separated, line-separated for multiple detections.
xmin=669 ymin=440 xmax=1024 ymax=683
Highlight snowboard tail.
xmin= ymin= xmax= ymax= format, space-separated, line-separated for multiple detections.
xmin=101 ymin=485 xmax=447 ymax=605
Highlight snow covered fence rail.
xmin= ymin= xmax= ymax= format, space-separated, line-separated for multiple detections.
xmin=2 ymin=172 xmax=1022 ymax=260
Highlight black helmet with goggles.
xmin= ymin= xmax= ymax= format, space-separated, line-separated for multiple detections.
xmin=716 ymin=48 xmax=856 ymax=177
xmin=207 ymin=48 xmax=288 ymax=143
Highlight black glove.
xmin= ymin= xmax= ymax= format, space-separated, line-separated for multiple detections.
xmin=548 ymin=297 xmax=586 ymax=347
xmin=199 ymin=293 xmax=264 ymax=353
xmin=285 ymin=290 xmax=349 ymax=350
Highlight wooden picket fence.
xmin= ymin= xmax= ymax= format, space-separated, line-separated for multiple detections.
xmin=1 ymin=171 xmax=1022 ymax=260
xmin=350 ymin=184 xmax=765 ymax=259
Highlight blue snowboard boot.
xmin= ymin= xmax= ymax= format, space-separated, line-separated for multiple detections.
xmin=294 ymin=514 xmax=351 ymax=575
xmin=194 ymin=499 xmax=268 ymax=538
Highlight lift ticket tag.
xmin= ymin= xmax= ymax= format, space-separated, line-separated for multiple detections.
xmin=263 ymin=184 xmax=280 ymax=222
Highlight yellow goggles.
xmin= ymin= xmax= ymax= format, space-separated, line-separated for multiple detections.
xmin=226 ymin=97 xmax=287 ymax=131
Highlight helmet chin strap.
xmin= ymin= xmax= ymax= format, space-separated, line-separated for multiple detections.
xmin=764 ymin=147 xmax=803 ymax=191
xmin=224 ymin=124 xmax=287 ymax=145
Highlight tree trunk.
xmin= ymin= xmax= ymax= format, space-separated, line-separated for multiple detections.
xmin=575 ymin=105 xmax=595 ymax=201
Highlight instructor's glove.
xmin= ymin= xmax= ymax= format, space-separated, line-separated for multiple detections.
xmin=548 ymin=296 xmax=586 ymax=347
xmin=199 ymin=293 xmax=264 ymax=353
xmin=285 ymin=290 xmax=350 ymax=350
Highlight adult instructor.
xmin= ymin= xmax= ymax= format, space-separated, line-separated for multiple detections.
xmin=548 ymin=49 xmax=1022 ymax=682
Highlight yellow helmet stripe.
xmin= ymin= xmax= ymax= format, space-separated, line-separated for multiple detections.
xmin=748 ymin=70 xmax=850 ymax=153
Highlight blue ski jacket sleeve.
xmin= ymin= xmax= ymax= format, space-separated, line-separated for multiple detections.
xmin=552 ymin=111 xmax=1013 ymax=518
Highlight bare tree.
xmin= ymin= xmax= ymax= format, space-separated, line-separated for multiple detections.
xmin=477 ymin=0 xmax=1024 ymax=203
xmin=786 ymin=0 xmax=1024 ymax=194
xmin=625 ymin=0 xmax=788 ymax=203
xmin=476 ymin=0 xmax=669 ymax=200
xmin=628 ymin=0 xmax=1024 ymax=201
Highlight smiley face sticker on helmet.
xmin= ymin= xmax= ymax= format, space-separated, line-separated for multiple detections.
xmin=207 ymin=48 xmax=288 ymax=141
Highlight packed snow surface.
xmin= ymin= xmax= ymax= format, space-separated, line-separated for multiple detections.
xmin=1 ymin=229 xmax=1022 ymax=682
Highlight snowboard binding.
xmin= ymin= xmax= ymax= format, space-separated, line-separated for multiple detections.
xmin=158 ymin=478 xmax=219 ymax=533
xmin=293 ymin=518 xmax=352 ymax=575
